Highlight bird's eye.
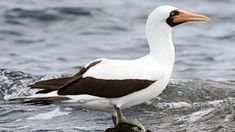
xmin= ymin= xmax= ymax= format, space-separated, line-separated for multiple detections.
xmin=170 ymin=10 xmax=179 ymax=16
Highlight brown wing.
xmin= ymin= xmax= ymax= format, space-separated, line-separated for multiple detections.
xmin=57 ymin=77 xmax=156 ymax=98
xmin=28 ymin=60 xmax=102 ymax=93
xmin=29 ymin=77 xmax=75 ymax=94
xmin=29 ymin=77 xmax=74 ymax=90
xmin=29 ymin=59 xmax=156 ymax=98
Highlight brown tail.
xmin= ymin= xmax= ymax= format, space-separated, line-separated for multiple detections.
xmin=9 ymin=96 xmax=71 ymax=105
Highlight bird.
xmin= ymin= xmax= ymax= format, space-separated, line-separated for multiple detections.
xmin=10 ymin=5 xmax=209 ymax=131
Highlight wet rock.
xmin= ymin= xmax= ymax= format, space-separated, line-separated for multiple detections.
xmin=105 ymin=123 xmax=152 ymax=132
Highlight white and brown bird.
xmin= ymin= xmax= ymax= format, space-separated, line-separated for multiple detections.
xmin=11 ymin=5 xmax=209 ymax=131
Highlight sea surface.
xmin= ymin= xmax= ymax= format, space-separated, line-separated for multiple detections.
xmin=0 ymin=0 xmax=235 ymax=131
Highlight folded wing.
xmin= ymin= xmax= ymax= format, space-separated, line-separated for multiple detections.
xmin=29 ymin=59 xmax=159 ymax=98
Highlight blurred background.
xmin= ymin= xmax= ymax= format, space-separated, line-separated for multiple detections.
xmin=1 ymin=1 xmax=235 ymax=132
xmin=0 ymin=0 xmax=234 ymax=79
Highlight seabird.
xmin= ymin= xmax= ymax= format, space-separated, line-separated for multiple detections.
xmin=11 ymin=5 xmax=208 ymax=131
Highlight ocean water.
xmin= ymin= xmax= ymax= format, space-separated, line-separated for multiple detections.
xmin=0 ymin=0 xmax=235 ymax=131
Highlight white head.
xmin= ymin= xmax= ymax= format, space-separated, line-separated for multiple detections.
xmin=146 ymin=5 xmax=209 ymax=30
xmin=146 ymin=6 xmax=176 ymax=44
xmin=146 ymin=5 xmax=177 ymax=30
xmin=145 ymin=5 xmax=209 ymax=69
xmin=146 ymin=5 xmax=209 ymax=44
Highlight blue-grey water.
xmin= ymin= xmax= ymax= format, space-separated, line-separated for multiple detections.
xmin=0 ymin=0 xmax=235 ymax=131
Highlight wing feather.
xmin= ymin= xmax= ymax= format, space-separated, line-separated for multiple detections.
xmin=28 ymin=60 xmax=103 ymax=93
xmin=29 ymin=77 xmax=74 ymax=90
xmin=57 ymin=77 xmax=156 ymax=98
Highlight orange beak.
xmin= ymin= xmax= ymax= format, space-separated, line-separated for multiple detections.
xmin=173 ymin=9 xmax=209 ymax=23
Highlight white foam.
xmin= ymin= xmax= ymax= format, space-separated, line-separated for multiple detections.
xmin=189 ymin=108 xmax=214 ymax=122
xmin=225 ymin=114 xmax=232 ymax=122
xmin=157 ymin=101 xmax=192 ymax=109
xmin=207 ymin=100 xmax=224 ymax=106
xmin=27 ymin=107 xmax=69 ymax=120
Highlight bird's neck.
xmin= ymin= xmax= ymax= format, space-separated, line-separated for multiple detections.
xmin=146 ymin=22 xmax=175 ymax=70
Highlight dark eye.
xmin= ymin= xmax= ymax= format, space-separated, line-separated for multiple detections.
xmin=170 ymin=10 xmax=179 ymax=17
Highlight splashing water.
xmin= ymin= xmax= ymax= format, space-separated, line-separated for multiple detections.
xmin=0 ymin=69 xmax=235 ymax=131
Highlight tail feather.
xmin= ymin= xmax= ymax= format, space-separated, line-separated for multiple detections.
xmin=9 ymin=77 xmax=74 ymax=104
xmin=8 ymin=96 xmax=71 ymax=105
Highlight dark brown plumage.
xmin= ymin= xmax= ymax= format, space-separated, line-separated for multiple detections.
xmin=29 ymin=77 xmax=74 ymax=90
xmin=29 ymin=60 xmax=102 ymax=93
xmin=57 ymin=77 xmax=156 ymax=98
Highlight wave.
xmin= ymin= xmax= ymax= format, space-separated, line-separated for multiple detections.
xmin=1 ymin=69 xmax=235 ymax=131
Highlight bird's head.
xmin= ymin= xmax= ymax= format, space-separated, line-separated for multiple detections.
xmin=147 ymin=5 xmax=209 ymax=28
xmin=146 ymin=5 xmax=209 ymax=58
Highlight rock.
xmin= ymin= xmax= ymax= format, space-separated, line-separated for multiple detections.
xmin=105 ymin=123 xmax=152 ymax=132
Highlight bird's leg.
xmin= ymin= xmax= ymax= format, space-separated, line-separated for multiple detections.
xmin=113 ymin=105 xmax=146 ymax=132
xmin=112 ymin=115 xmax=118 ymax=126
